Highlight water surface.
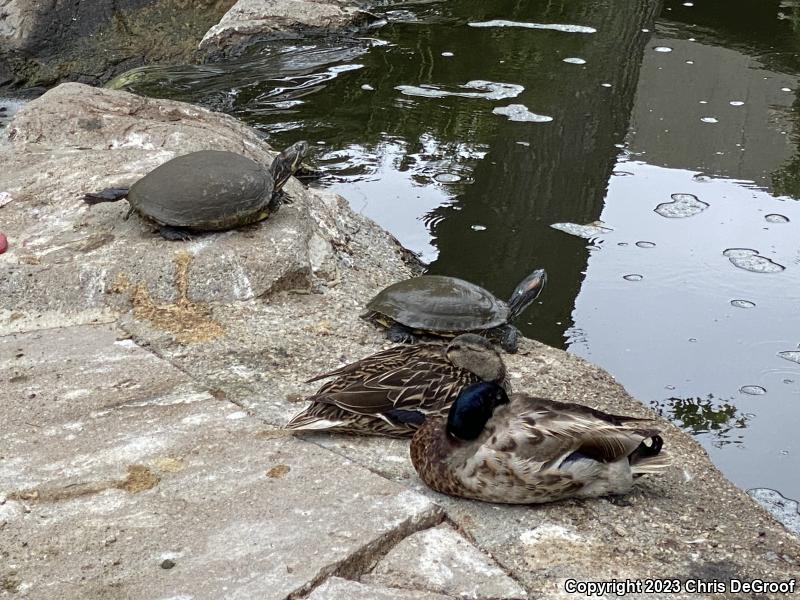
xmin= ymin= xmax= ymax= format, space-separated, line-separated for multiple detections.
xmin=112 ymin=0 xmax=800 ymax=528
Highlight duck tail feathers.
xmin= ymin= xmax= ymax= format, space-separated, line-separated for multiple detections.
xmin=629 ymin=434 xmax=670 ymax=475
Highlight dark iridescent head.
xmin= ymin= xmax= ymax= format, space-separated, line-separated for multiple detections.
xmin=446 ymin=382 xmax=510 ymax=441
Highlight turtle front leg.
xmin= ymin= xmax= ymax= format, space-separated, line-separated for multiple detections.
xmin=158 ymin=225 xmax=192 ymax=241
xmin=497 ymin=324 xmax=520 ymax=354
xmin=268 ymin=190 xmax=291 ymax=212
xmin=387 ymin=323 xmax=417 ymax=344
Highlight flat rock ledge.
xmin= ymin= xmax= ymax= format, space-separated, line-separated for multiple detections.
xmin=1 ymin=83 xmax=799 ymax=599
xmin=199 ymin=0 xmax=368 ymax=53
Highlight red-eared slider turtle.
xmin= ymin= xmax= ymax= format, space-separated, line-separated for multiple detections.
xmin=363 ymin=268 xmax=546 ymax=353
xmin=83 ymin=141 xmax=308 ymax=240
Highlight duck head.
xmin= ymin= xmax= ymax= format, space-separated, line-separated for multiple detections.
xmin=445 ymin=333 xmax=505 ymax=382
xmin=446 ymin=381 xmax=510 ymax=441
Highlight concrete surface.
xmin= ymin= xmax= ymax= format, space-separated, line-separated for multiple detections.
xmin=1 ymin=83 xmax=799 ymax=600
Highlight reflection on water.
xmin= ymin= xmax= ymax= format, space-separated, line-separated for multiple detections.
xmin=108 ymin=0 xmax=800 ymax=527
xmin=650 ymin=395 xmax=750 ymax=447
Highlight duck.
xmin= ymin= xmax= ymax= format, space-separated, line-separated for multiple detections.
xmin=285 ymin=333 xmax=508 ymax=437
xmin=410 ymin=381 xmax=668 ymax=504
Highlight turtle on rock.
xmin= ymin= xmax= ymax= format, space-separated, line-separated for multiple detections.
xmin=362 ymin=268 xmax=547 ymax=353
xmin=83 ymin=141 xmax=308 ymax=240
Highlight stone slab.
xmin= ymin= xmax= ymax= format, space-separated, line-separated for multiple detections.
xmin=0 ymin=323 xmax=444 ymax=598
xmin=308 ymin=577 xmax=452 ymax=600
xmin=0 ymin=83 xmax=336 ymax=319
xmin=200 ymin=0 xmax=365 ymax=51
xmin=365 ymin=524 xmax=527 ymax=600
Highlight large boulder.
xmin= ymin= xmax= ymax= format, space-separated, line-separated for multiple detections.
xmin=200 ymin=0 xmax=367 ymax=52
xmin=0 ymin=82 xmax=345 ymax=325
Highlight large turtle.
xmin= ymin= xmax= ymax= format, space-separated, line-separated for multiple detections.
xmin=83 ymin=141 xmax=308 ymax=240
xmin=363 ymin=268 xmax=547 ymax=353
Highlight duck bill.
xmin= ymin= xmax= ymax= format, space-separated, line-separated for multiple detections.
xmin=507 ymin=268 xmax=547 ymax=321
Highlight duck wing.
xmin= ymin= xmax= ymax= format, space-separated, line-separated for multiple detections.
xmin=478 ymin=395 xmax=658 ymax=469
xmin=309 ymin=347 xmax=479 ymax=417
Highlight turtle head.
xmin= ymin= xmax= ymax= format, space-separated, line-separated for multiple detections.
xmin=506 ymin=268 xmax=547 ymax=321
xmin=446 ymin=381 xmax=509 ymax=441
xmin=270 ymin=140 xmax=309 ymax=193
xmin=445 ymin=333 xmax=505 ymax=382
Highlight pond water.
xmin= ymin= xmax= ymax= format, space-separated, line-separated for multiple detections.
xmin=110 ymin=0 xmax=800 ymax=527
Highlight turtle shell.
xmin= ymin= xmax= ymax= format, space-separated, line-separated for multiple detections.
xmin=367 ymin=275 xmax=509 ymax=332
xmin=128 ymin=150 xmax=272 ymax=230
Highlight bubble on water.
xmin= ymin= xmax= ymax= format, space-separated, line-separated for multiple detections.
xmin=699 ymin=100 xmax=708 ymax=104
xmin=748 ymin=488 xmax=800 ymax=535
xmin=740 ymin=385 xmax=766 ymax=395
xmin=723 ymin=248 xmax=785 ymax=273
xmin=550 ymin=221 xmax=613 ymax=239
xmin=617 ymin=242 xmax=629 ymax=246
xmin=434 ymin=172 xmax=462 ymax=184
xmin=729 ymin=100 xmax=744 ymax=106
xmin=468 ymin=21 xmax=597 ymax=33
xmin=441 ymin=51 xmax=454 ymax=57
xmin=784 ymin=379 xmax=795 ymax=384
xmin=655 ymin=193 xmax=709 ymax=218
xmin=654 ymin=46 xmax=673 ymax=53
xmin=516 ymin=141 xmax=530 ymax=146
xmin=778 ymin=351 xmax=800 ymax=365
xmin=686 ymin=60 xmax=695 ymax=64
xmin=396 ymin=80 xmax=524 ymax=100
xmin=688 ymin=37 xmax=696 ymax=41
xmin=471 ymin=224 xmax=487 ymax=231
xmin=492 ymin=104 xmax=553 ymax=122
xmin=562 ymin=57 xmax=587 ymax=65
xmin=683 ymin=1 xmax=694 ymax=5
xmin=730 ymin=299 xmax=756 ymax=308
xmin=623 ymin=274 xmax=643 ymax=281
xmin=642 ymin=28 xmax=650 ymax=33
xmin=701 ymin=117 xmax=718 ymax=123
xmin=693 ymin=173 xmax=711 ymax=182
xmin=665 ymin=384 xmax=675 ymax=390
xmin=781 ymin=87 xmax=793 ymax=92
xmin=361 ymin=84 xmax=374 ymax=91
xmin=601 ymin=83 xmax=612 ymax=88
xmin=613 ymin=170 xmax=634 ymax=176
xmin=765 ymin=213 xmax=790 ymax=223
xmin=688 ymin=338 xmax=698 ymax=343
xmin=635 ymin=241 xmax=656 ymax=248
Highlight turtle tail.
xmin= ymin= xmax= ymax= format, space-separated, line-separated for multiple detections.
xmin=83 ymin=187 xmax=130 ymax=205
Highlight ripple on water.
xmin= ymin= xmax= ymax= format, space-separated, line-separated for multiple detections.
xmin=562 ymin=57 xmax=587 ymax=65
xmin=765 ymin=213 xmax=790 ymax=223
xmin=623 ymin=274 xmax=643 ymax=281
xmin=395 ymin=80 xmax=523 ymax=100
xmin=492 ymin=104 xmax=553 ymax=122
xmin=468 ymin=21 xmax=597 ymax=34
xmin=748 ymin=488 xmax=800 ymax=536
xmin=740 ymin=385 xmax=766 ymax=395
xmin=635 ymin=241 xmax=656 ymax=248
xmin=730 ymin=299 xmax=756 ymax=308
xmin=654 ymin=193 xmax=709 ymax=218
xmin=723 ymin=248 xmax=785 ymax=273
xmin=778 ymin=351 xmax=800 ymax=365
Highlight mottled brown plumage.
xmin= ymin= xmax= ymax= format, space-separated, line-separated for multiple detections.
xmin=411 ymin=386 xmax=668 ymax=504
xmin=285 ymin=334 xmax=508 ymax=437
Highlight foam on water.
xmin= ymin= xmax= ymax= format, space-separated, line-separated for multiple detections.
xmin=492 ymin=104 xmax=553 ymax=122
xmin=468 ymin=20 xmax=597 ymax=34
xmin=396 ymin=80 xmax=524 ymax=100
xmin=723 ymin=248 xmax=785 ymax=273
xmin=654 ymin=193 xmax=709 ymax=218
xmin=550 ymin=221 xmax=613 ymax=239
xmin=748 ymin=488 xmax=800 ymax=535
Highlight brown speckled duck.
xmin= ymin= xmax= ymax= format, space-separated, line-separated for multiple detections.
xmin=285 ymin=334 xmax=508 ymax=437
xmin=410 ymin=382 xmax=668 ymax=504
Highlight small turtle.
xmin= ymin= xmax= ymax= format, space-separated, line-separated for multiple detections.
xmin=83 ymin=141 xmax=308 ymax=240
xmin=363 ymin=268 xmax=546 ymax=353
